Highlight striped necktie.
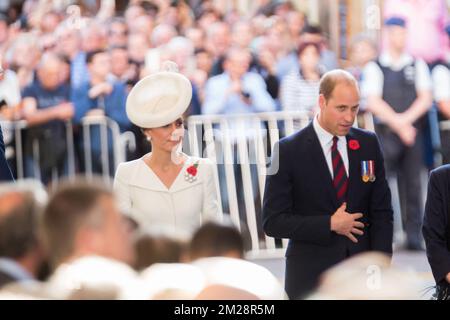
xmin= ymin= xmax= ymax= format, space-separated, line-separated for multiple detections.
xmin=332 ymin=136 xmax=348 ymax=204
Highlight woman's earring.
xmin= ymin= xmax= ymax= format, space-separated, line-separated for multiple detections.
xmin=146 ymin=136 xmax=151 ymax=142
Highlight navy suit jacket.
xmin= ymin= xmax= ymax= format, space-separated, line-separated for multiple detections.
xmin=423 ymin=165 xmax=450 ymax=284
xmin=0 ymin=125 xmax=13 ymax=181
xmin=262 ymin=123 xmax=393 ymax=299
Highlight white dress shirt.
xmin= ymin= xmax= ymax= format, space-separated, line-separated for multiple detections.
xmin=361 ymin=52 xmax=432 ymax=98
xmin=431 ymin=65 xmax=450 ymax=102
xmin=313 ymin=116 xmax=349 ymax=177
xmin=113 ymin=154 xmax=221 ymax=235
xmin=0 ymin=70 xmax=21 ymax=107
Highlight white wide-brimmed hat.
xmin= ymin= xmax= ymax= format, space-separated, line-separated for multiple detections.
xmin=126 ymin=62 xmax=192 ymax=128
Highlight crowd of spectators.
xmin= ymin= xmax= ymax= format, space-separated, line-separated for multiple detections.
xmin=0 ymin=1 xmax=447 ymax=183
xmin=0 ymin=0 xmax=340 ymax=182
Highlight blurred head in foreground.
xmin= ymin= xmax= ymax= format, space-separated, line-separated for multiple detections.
xmin=41 ymin=177 xmax=135 ymax=270
xmin=307 ymin=252 xmax=422 ymax=300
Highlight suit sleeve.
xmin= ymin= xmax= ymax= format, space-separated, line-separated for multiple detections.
xmin=369 ymin=133 xmax=394 ymax=254
xmin=423 ymin=168 xmax=450 ymax=284
xmin=262 ymin=140 xmax=332 ymax=246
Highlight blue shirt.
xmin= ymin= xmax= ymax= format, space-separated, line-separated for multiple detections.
xmin=202 ymin=72 xmax=276 ymax=142
xmin=72 ymin=81 xmax=130 ymax=132
xmin=71 ymin=51 xmax=90 ymax=90
xmin=22 ymin=81 xmax=71 ymax=110
xmin=22 ymin=81 xmax=71 ymax=166
xmin=72 ymin=81 xmax=131 ymax=154
xmin=202 ymin=72 xmax=276 ymax=115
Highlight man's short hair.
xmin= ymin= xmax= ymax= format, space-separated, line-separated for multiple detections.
xmin=349 ymin=34 xmax=378 ymax=52
xmin=86 ymin=50 xmax=106 ymax=64
xmin=134 ymin=233 xmax=185 ymax=270
xmin=41 ymin=178 xmax=113 ymax=267
xmin=108 ymin=17 xmax=127 ymax=31
xmin=297 ymin=41 xmax=321 ymax=56
xmin=224 ymin=46 xmax=251 ymax=62
xmin=0 ymin=181 xmax=46 ymax=259
xmin=0 ymin=193 xmax=39 ymax=258
xmin=301 ymin=25 xmax=323 ymax=35
xmin=188 ymin=221 xmax=245 ymax=260
xmin=319 ymin=69 xmax=359 ymax=100
xmin=37 ymin=52 xmax=63 ymax=70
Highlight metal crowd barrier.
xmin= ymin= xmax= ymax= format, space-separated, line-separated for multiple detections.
xmin=186 ymin=111 xmax=311 ymax=258
xmin=0 ymin=119 xmax=76 ymax=185
xmin=81 ymin=116 xmax=136 ymax=183
xmin=186 ymin=111 xmax=450 ymax=257
xmin=4 ymin=111 xmax=446 ymax=258
xmin=1 ymin=116 xmax=135 ymax=186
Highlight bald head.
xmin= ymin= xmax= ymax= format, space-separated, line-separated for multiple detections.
xmin=195 ymin=284 xmax=260 ymax=300
xmin=37 ymin=52 xmax=64 ymax=89
xmin=319 ymin=69 xmax=359 ymax=101
xmin=224 ymin=47 xmax=251 ymax=80
xmin=0 ymin=192 xmax=24 ymax=217
xmin=37 ymin=52 xmax=62 ymax=71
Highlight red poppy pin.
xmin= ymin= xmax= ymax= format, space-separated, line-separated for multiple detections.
xmin=185 ymin=162 xmax=199 ymax=183
xmin=348 ymin=139 xmax=360 ymax=150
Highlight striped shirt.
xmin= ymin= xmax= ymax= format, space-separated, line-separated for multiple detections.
xmin=280 ymin=70 xmax=320 ymax=113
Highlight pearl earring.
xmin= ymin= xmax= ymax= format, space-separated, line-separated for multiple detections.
xmin=147 ymin=136 xmax=151 ymax=142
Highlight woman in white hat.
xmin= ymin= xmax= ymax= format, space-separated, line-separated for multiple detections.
xmin=113 ymin=63 xmax=220 ymax=234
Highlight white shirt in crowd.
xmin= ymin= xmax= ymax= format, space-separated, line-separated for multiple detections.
xmin=361 ymin=52 xmax=432 ymax=99
xmin=431 ymin=65 xmax=450 ymax=102
xmin=0 ymin=70 xmax=21 ymax=108
xmin=280 ymin=70 xmax=320 ymax=113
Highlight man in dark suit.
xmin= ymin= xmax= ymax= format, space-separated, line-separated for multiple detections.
xmin=263 ymin=70 xmax=393 ymax=299
xmin=423 ymin=165 xmax=450 ymax=299
xmin=0 ymin=125 xmax=13 ymax=181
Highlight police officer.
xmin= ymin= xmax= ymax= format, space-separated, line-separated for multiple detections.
xmin=362 ymin=17 xmax=433 ymax=250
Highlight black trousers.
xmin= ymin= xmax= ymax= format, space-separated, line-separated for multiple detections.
xmin=375 ymin=125 xmax=424 ymax=246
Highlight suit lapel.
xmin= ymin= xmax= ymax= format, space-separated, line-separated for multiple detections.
xmin=346 ymin=130 xmax=359 ymax=206
xmin=305 ymin=124 xmax=338 ymax=207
